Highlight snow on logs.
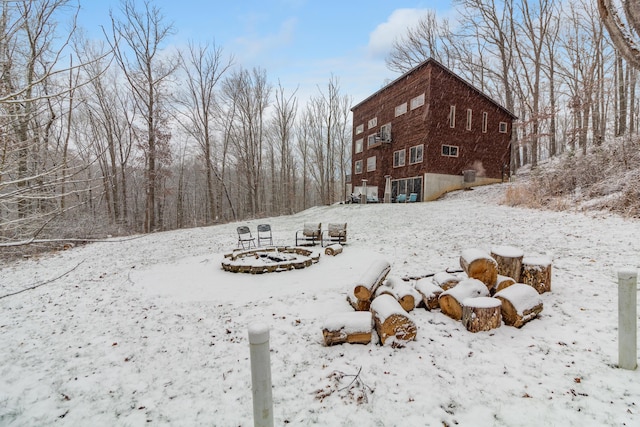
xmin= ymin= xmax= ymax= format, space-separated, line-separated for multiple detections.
xmin=439 ymin=278 xmax=490 ymax=320
xmin=374 ymin=275 xmax=421 ymax=312
xmin=461 ymin=297 xmax=502 ymax=332
xmin=490 ymin=245 xmax=524 ymax=282
xmin=494 ymin=283 xmax=544 ymax=327
xmin=370 ymin=294 xmax=417 ymax=346
xmin=414 ymin=277 xmax=444 ymax=310
xmin=322 ymin=312 xmax=373 ymax=346
xmin=347 ymin=259 xmax=391 ymax=311
xmin=324 ymin=243 xmax=343 ymax=256
xmin=460 ymin=249 xmax=498 ymax=289
xmin=521 ymin=255 xmax=553 ymax=294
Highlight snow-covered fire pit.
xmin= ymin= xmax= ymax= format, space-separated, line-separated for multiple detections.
xmin=222 ymin=246 xmax=320 ymax=274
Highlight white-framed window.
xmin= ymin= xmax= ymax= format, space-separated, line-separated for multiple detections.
xmin=366 ymin=156 xmax=376 ymax=172
xmin=466 ymin=109 xmax=472 ymax=131
xmin=410 ymin=93 xmax=425 ymax=110
xmin=380 ymin=123 xmax=392 ymax=142
xmin=393 ymin=149 xmax=406 ymax=167
xmin=355 ymin=138 xmax=363 ymax=154
xmin=442 ymin=145 xmax=459 ymax=157
xmin=355 ymin=160 xmax=363 ymax=174
xmin=367 ymin=134 xmax=378 ymax=147
xmin=482 ymin=112 xmax=488 ymax=133
xmin=368 ymin=117 xmax=377 ymax=129
xmin=395 ymin=102 xmax=408 ymax=117
xmin=409 ymin=144 xmax=424 ymax=164
xmin=449 ymin=105 xmax=456 ymax=128
xmin=499 ymin=122 xmax=508 ymax=133
xmin=355 ymin=124 xmax=364 ymax=135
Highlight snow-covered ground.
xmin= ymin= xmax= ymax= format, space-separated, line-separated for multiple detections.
xmin=1 ymin=184 xmax=639 ymax=426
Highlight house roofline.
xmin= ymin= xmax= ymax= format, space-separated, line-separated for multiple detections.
xmin=351 ymin=57 xmax=517 ymax=120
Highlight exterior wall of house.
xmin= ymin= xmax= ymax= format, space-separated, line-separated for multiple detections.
xmin=350 ymin=59 xmax=514 ymax=201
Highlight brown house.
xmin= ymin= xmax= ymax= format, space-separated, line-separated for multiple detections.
xmin=350 ymin=58 xmax=516 ymax=202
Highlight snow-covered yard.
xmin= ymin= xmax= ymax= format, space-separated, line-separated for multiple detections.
xmin=1 ymin=184 xmax=639 ymax=426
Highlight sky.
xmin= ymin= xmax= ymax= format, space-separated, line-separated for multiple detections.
xmin=73 ymin=0 xmax=456 ymax=105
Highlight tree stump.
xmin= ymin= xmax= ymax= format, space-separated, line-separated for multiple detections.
xmin=324 ymin=244 xmax=343 ymax=256
xmin=322 ymin=312 xmax=372 ymax=346
xmin=521 ymin=256 xmax=552 ymax=294
xmin=432 ymin=271 xmax=462 ymax=290
xmin=494 ymin=283 xmax=544 ymax=327
xmin=439 ymin=278 xmax=490 ymax=321
xmin=493 ymin=274 xmax=516 ymax=294
xmin=348 ymin=259 xmax=391 ymax=311
xmin=370 ymin=294 xmax=417 ymax=346
xmin=460 ymin=249 xmax=498 ymax=289
xmin=461 ymin=297 xmax=502 ymax=332
xmin=490 ymin=245 xmax=524 ymax=282
xmin=414 ymin=278 xmax=443 ymax=310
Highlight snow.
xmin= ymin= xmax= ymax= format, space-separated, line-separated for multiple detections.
xmin=460 ymin=248 xmax=493 ymax=264
xmin=2 ymin=184 xmax=640 ymax=426
xmin=523 ymin=254 xmax=553 ymax=267
xmin=322 ymin=312 xmax=372 ymax=335
xmin=491 ymin=245 xmax=525 ymax=258
xmin=441 ymin=278 xmax=490 ymax=300
xmin=463 ymin=296 xmax=502 ymax=309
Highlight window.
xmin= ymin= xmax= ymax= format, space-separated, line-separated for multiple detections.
xmin=380 ymin=123 xmax=392 ymax=142
xmin=395 ymin=102 xmax=408 ymax=117
xmin=499 ymin=122 xmax=508 ymax=133
xmin=410 ymin=93 xmax=425 ymax=110
xmin=366 ymin=156 xmax=376 ymax=172
xmin=409 ymin=144 xmax=424 ymax=164
xmin=393 ymin=149 xmax=406 ymax=167
xmin=368 ymin=117 xmax=377 ymax=129
xmin=449 ymin=105 xmax=456 ymax=128
xmin=355 ymin=160 xmax=363 ymax=174
xmin=466 ymin=109 xmax=472 ymax=131
xmin=482 ymin=112 xmax=488 ymax=133
xmin=367 ymin=134 xmax=378 ymax=147
xmin=355 ymin=138 xmax=363 ymax=154
xmin=355 ymin=124 xmax=364 ymax=135
xmin=442 ymin=145 xmax=459 ymax=157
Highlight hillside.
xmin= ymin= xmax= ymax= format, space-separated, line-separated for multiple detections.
xmin=1 ymin=184 xmax=640 ymax=426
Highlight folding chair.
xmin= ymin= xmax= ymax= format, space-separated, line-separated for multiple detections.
xmin=236 ymin=226 xmax=256 ymax=249
xmin=257 ymin=224 xmax=273 ymax=246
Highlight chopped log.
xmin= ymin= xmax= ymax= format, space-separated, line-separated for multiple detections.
xmin=414 ymin=278 xmax=443 ymax=310
xmin=493 ymin=274 xmax=516 ymax=294
xmin=461 ymin=297 xmax=502 ymax=332
xmin=382 ymin=275 xmax=421 ymax=312
xmin=352 ymin=260 xmax=391 ymax=301
xmin=324 ymin=243 xmax=343 ymax=256
xmin=460 ymin=249 xmax=498 ymax=289
xmin=322 ymin=312 xmax=373 ymax=346
xmin=439 ymin=278 xmax=490 ymax=321
xmin=432 ymin=271 xmax=462 ymax=290
xmin=521 ymin=256 xmax=553 ymax=294
xmin=494 ymin=283 xmax=544 ymax=327
xmin=370 ymin=294 xmax=417 ymax=346
xmin=490 ymin=245 xmax=524 ymax=282
xmin=348 ymin=259 xmax=391 ymax=311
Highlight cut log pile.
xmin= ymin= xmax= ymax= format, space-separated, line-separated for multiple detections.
xmin=323 ymin=245 xmax=551 ymax=346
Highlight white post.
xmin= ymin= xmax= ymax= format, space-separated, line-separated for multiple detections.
xmin=248 ymin=323 xmax=274 ymax=427
xmin=618 ymin=269 xmax=637 ymax=370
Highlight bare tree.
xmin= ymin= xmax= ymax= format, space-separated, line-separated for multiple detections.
xmin=270 ymin=81 xmax=298 ymax=215
xmin=108 ymin=0 xmax=178 ymax=232
xmin=598 ymin=0 xmax=640 ymax=69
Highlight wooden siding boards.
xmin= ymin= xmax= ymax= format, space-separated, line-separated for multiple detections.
xmin=351 ymin=58 xmax=515 ymax=200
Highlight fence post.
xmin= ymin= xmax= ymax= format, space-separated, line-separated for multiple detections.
xmin=248 ymin=323 xmax=274 ymax=427
xmin=618 ymin=269 xmax=638 ymax=370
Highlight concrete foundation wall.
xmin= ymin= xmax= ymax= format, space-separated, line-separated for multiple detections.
xmin=423 ymin=173 xmax=501 ymax=201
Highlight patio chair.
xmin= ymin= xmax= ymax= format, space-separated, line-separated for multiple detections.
xmin=408 ymin=193 xmax=418 ymax=202
xmin=396 ymin=194 xmax=407 ymax=203
xmin=257 ymin=224 xmax=273 ymax=246
xmin=322 ymin=223 xmax=347 ymax=247
xmin=236 ymin=226 xmax=256 ymax=250
xmin=295 ymin=222 xmax=322 ymax=246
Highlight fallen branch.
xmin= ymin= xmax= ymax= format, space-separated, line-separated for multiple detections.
xmin=0 ymin=259 xmax=85 ymax=300
xmin=0 ymin=235 xmax=146 ymax=248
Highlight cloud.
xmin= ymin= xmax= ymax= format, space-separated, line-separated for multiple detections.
xmin=367 ymin=8 xmax=431 ymax=59
xmin=233 ymin=17 xmax=298 ymax=61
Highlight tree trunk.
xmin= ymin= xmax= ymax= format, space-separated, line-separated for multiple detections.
xmin=521 ymin=256 xmax=553 ymax=294
xmin=462 ymin=297 xmax=502 ymax=332
xmin=414 ymin=278 xmax=444 ymax=310
xmin=494 ymin=283 xmax=543 ymax=327
xmin=370 ymin=294 xmax=417 ymax=346
xmin=490 ymin=245 xmax=524 ymax=282
xmin=439 ymin=278 xmax=489 ymax=321
xmin=322 ymin=312 xmax=372 ymax=346
xmin=460 ymin=249 xmax=498 ymax=289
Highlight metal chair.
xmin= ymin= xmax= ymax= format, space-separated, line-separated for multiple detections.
xmin=237 ymin=226 xmax=256 ymax=249
xmin=257 ymin=224 xmax=273 ymax=246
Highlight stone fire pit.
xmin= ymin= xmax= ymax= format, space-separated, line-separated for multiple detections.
xmin=222 ymin=246 xmax=321 ymax=274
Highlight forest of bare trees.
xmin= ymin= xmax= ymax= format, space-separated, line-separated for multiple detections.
xmin=1 ymin=0 xmax=640 ymax=248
